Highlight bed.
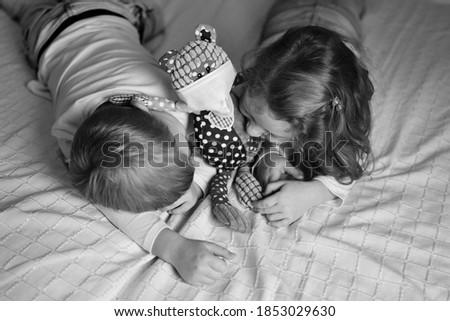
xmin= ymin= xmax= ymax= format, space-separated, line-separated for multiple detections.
xmin=1 ymin=0 xmax=449 ymax=300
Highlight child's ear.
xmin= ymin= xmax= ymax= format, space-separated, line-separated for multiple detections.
xmin=158 ymin=50 xmax=178 ymax=73
xmin=194 ymin=24 xmax=217 ymax=43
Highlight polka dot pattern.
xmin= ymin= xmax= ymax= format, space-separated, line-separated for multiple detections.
xmin=210 ymin=171 xmax=232 ymax=205
xmin=194 ymin=111 xmax=247 ymax=171
xmin=109 ymin=94 xmax=177 ymax=112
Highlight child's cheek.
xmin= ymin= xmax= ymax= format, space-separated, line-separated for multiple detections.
xmin=231 ymin=95 xmax=249 ymax=144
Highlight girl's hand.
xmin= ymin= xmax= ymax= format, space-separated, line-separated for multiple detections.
xmin=252 ymin=180 xmax=335 ymax=228
xmin=161 ymin=182 xmax=203 ymax=215
xmin=254 ymin=152 xmax=303 ymax=189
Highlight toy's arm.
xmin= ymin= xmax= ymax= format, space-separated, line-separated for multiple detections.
xmin=192 ymin=149 xmax=216 ymax=196
xmin=129 ymin=94 xmax=188 ymax=113
xmin=130 ymin=93 xmax=232 ymax=118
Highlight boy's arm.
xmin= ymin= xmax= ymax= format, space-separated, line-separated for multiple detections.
xmin=99 ymin=205 xmax=235 ymax=285
xmin=163 ymin=149 xmax=216 ymax=215
xmin=97 ymin=205 xmax=169 ymax=254
xmin=192 ymin=150 xmax=216 ymax=196
xmin=152 ymin=228 xmax=235 ymax=286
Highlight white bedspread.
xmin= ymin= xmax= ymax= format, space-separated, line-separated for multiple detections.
xmin=1 ymin=0 xmax=449 ymax=300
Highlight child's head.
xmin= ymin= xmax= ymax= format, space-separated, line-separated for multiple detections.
xmin=69 ymin=103 xmax=194 ymax=212
xmin=241 ymin=26 xmax=374 ymax=183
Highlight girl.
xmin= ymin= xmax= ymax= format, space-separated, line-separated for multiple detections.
xmin=235 ymin=0 xmax=374 ymax=227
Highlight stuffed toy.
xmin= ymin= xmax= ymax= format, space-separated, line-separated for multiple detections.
xmin=152 ymin=24 xmax=264 ymax=232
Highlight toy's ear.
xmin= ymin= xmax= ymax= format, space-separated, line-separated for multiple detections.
xmin=195 ymin=24 xmax=217 ymax=43
xmin=158 ymin=50 xmax=178 ymax=73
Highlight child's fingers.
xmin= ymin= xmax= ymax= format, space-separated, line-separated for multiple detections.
xmin=255 ymin=204 xmax=282 ymax=215
xmin=265 ymin=212 xmax=286 ymax=222
xmin=267 ymin=170 xmax=282 ymax=184
xmin=206 ymin=243 xmax=236 ymax=260
xmin=191 ymin=274 xmax=218 ymax=286
xmin=252 ymin=193 xmax=278 ymax=210
xmin=208 ymin=256 xmax=228 ymax=273
xmin=262 ymin=181 xmax=286 ymax=196
xmin=283 ymin=165 xmax=303 ymax=180
xmin=169 ymin=200 xmax=192 ymax=215
xmin=268 ymin=218 xmax=290 ymax=228
xmin=204 ymin=262 xmax=225 ymax=279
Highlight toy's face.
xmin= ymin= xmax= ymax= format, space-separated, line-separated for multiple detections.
xmin=176 ymin=42 xmax=216 ymax=79
xmin=167 ymin=40 xmax=229 ymax=90
xmin=159 ymin=24 xmax=235 ymax=116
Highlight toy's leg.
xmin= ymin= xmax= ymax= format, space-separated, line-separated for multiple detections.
xmin=210 ymin=171 xmax=250 ymax=233
xmin=235 ymin=166 xmax=263 ymax=208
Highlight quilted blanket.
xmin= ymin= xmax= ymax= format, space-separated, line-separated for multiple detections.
xmin=1 ymin=0 xmax=449 ymax=300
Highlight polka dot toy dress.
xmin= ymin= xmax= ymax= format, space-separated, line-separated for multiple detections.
xmin=194 ymin=112 xmax=247 ymax=172
xmin=156 ymin=24 xmax=263 ymax=232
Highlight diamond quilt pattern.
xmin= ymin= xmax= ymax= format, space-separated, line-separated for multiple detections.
xmin=1 ymin=0 xmax=450 ymax=301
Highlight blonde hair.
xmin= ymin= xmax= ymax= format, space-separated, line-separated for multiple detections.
xmin=69 ymin=103 xmax=194 ymax=212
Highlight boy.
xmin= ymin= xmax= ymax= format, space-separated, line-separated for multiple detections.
xmin=1 ymin=0 xmax=234 ymax=286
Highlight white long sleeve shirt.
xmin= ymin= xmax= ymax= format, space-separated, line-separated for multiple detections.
xmin=30 ymin=16 xmax=215 ymax=253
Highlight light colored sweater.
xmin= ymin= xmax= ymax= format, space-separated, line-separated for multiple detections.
xmin=29 ymin=15 xmax=215 ymax=254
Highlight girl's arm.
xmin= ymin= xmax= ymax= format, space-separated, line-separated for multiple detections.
xmin=252 ymin=179 xmax=335 ymax=228
xmin=251 ymin=152 xmax=352 ymax=227
xmin=313 ymin=175 xmax=354 ymax=206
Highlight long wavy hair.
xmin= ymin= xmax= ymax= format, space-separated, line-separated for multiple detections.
xmin=242 ymin=26 xmax=374 ymax=183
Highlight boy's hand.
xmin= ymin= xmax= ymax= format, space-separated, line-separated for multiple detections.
xmin=153 ymin=229 xmax=236 ymax=286
xmin=252 ymin=180 xmax=335 ymax=228
xmin=173 ymin=239 xmax=236 ymax=286
xmin=162 ymin=182 xmax=203 ymax=215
